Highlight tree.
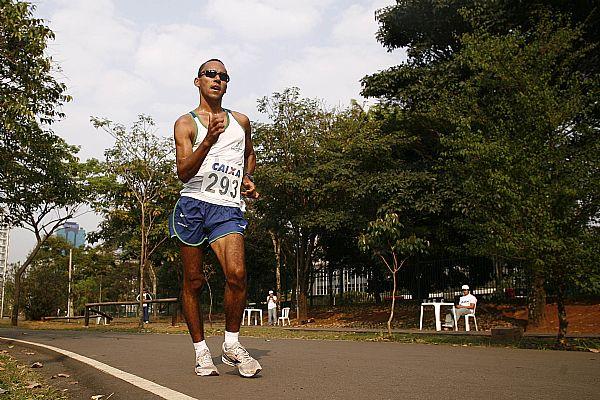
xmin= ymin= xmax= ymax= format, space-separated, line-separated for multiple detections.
xmin=0 ymin=0 xmax=87 ymax=327
xmin=363 ymin=1 xmax=600 ymax=340
xmin=91 ymin=115 xmax=178 ymax=328
xmin=7 ymin=142 xmax=90 ymax=326
xmin=253 ymin=88 xmax=336 ymax=319
xmin=21 ymin=236 xmax=69 ymax=320
xmin=436 ymin=18 xmax=599 ymax=338
xmin=1 ymin=0 xmax=71 ymax=212
xmin=360 ymin=212 xmax=428 ymax=335
xmin=244 ymin=209 xmax=277 ymax=303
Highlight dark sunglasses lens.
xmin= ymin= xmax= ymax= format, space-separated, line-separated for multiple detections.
xmin=202 ymin=70 xmax=229 ymax=82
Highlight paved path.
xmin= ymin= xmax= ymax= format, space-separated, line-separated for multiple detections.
xmin=1 ymin=328 xmax=599 ymax=400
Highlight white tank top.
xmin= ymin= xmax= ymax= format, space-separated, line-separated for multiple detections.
xmin=180 ymin=110 xmax=246 ymax=208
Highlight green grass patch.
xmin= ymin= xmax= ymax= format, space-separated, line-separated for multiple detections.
xmin=0 ymin=353 xmax=68 ymax=400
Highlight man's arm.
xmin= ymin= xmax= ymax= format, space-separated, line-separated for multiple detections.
xmin=174 ymin=113 xmax=225 ymax=183
xmin=232 ymin=111 xmax=258 ymax=198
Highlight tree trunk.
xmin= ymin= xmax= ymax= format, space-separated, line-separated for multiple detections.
xmin=296 ymin=244 xmax=307 ymax=319
xmin=528 ymin=272 xmax=546 ymax=328
xmin=11 ymin=240 xmax=43 ymax=326
xmin=298 ymin=288 xmax=308 ymax=320
xmin=556 ymin=282 xmax=569 ymax=347
xmin=296 ymin=232 xmax=315 ymax=320
xmin=269 ymin=231 xmax=282 ymax=309
xmin=148 ymin=262 xmax=158 ymax=317
xmin=388 ymin=270 xmax=397 ymax=336
xmin=11 ymin=269 xmax=22 ymax=326
xmin=138 ymin=202 xmax=146 ymax=329
xmin=207 ymin=279 xmax=213 ymax=328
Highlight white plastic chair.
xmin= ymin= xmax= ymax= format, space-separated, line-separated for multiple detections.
xmin=464 ymin=304 xmax=478 ymax=331
xmin=277 ymin=307 xmax=290 ymax=326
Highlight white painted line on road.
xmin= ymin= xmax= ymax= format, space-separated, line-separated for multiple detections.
xmin=0 ymin=336 xmax=197 ymax=400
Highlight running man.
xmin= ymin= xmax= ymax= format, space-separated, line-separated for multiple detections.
xmin=169 ymin=58 xmax=261 ymax=378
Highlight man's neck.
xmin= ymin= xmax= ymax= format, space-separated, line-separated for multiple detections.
xmin=198 ymin=98 xmax=223 ymax=114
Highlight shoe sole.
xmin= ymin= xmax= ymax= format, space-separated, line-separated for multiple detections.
xmin=195 ymin=369 xmax=219 ymax=376
xmin=221 ymin=355 xmax=261 ymax=378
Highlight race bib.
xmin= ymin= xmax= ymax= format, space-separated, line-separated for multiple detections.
xmin=199 ymin=161 xmax=242 ymax=203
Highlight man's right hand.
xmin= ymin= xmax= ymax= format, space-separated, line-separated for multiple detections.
xmin=204 ymin=112 xmax=226 ymax=145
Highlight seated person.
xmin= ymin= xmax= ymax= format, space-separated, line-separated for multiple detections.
xmin=443 ymin=285 xmax=477 ymax=329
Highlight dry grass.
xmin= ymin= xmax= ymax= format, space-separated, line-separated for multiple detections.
xmin=0 ymin=351 xmax=69 ymax=400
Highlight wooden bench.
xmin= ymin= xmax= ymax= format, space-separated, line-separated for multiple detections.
xmin=84 ymin=298 xmax=178 ymax=327
xmin=42 ymin=315 xmax=107 ymax=322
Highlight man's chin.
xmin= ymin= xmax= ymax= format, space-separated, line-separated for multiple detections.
xmin=203 ymin=92 xmax=224 ymax=101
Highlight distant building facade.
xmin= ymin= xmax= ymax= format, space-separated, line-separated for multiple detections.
xmin=55 ymin=221 xmax=86 ymax=248
xmin=0 ymin=222 xmax=9 ymax=280
xmin=0 ymin=221 xmax=9 ymax=316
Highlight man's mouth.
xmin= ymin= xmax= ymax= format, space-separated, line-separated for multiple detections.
xmin=210 ymin=84 xmax=221 ymax=91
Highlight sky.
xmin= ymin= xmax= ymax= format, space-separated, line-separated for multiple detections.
xmin=8 ymin=0 xmax=405 ymax=263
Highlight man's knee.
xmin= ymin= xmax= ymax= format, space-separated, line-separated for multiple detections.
xmin=225 ymin=269 xmax=246 ymax=291
xmin=185 ymin=274 xmax=206 ymax=291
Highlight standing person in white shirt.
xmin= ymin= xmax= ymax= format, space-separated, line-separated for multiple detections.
xmin=136 ymin=288 xmax=153 ymax=324
xmin=266 ymin=290 xmax=278 ymax=325
xmin=443 ymin=285 xmax=477 ymax=329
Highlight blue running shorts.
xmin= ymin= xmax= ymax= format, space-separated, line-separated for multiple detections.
xmin=169 ymin=196 xmax=247 ymax=246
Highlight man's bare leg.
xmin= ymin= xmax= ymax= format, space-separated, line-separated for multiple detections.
xmin=211 ymin=233 xmax=262 ymax=377
xmin=210 ymin=234 xmax=246 ymax=331
xmin=181 ymin=244 xmax=219 ymax=376
xmin=181 ymin=244 xmax=206 ymax=341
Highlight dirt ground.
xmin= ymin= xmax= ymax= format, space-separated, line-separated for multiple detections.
xmin=301 ymin=302 xmax=600 ymax=334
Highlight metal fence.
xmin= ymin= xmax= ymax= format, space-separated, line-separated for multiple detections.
xmin=391 ymin=256 xmax=528 ymax=302
xmin=309 ymin=256 xmax=530 ymax=305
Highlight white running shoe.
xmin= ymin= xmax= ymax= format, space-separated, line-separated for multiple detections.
xmin=194 ymin=348 xmax=219 ymax=376
xmin=221 ymin=342 xmax=262 ymax=378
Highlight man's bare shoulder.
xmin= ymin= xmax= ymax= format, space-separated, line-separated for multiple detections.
xmin=229 ymin=110 xmax=250 ymax=131
xmin=174 ymin=114 xmax=195 ymax=138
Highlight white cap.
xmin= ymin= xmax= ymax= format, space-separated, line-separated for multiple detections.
xmin=269 ymin=290 xmax=273 ymax=294
xmin=461 ymin=285 xmax=470 ymax=290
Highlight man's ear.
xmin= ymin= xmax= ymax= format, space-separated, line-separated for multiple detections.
xmin=194 ymin=77 xmax=201 ymax=88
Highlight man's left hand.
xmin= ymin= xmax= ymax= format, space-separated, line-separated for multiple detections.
xmin=242 ymin=176 xmax=259 ymax=199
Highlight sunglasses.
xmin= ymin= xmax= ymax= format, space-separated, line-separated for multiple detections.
xmin=199 ymin=69 xmax=230 ymax=82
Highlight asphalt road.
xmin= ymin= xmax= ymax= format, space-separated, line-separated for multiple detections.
xmin=1 ymin=328 xmax=598 ymax=400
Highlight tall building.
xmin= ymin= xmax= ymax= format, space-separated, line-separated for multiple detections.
xmin=55 ymin=221 xmax=86 ymax=248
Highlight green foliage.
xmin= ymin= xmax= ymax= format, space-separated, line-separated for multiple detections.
xmin=90 ymin=115 xmax=179 ymax=307
xmin=359 ymin=213 xmax=428 ymax=269
xmin=21 ymin=237 xmax=68 ymax=320
xmin=253 ymin=87 xmax=337 ymax=316
xmin=436 ymin=19 xmax=599 ymax=269
xmin=70 ymin=245 xmax=137 ymax=312
xmin=244 ymin=211 xmax=277 ymax=303
xmin=0 ymin=0 xmax=73 ymax=224
xmin=364 ymin=1 xmax=600 ymax=335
